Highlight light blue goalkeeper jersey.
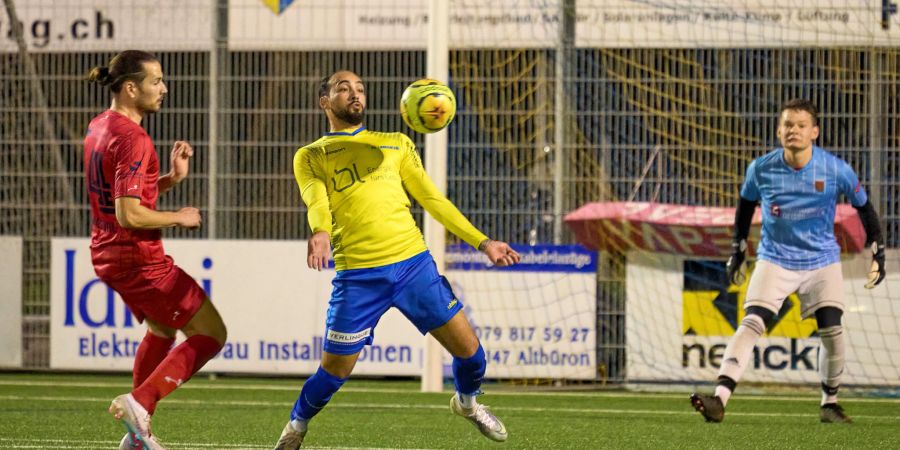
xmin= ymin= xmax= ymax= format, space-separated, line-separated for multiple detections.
xmin=740 ymin=146 xmax=867 ymax=270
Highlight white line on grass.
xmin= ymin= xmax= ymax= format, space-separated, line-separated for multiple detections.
xmin=0 ymin=437 xmax=433 ymax=450
xmin=0 ymin=379 xmax=897 ymax=403
xmin=1 ymin=394 xmax=898 ymax=421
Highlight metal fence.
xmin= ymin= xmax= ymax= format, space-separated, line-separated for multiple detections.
xmin=2 ymin=3 xmax=898 ymax=381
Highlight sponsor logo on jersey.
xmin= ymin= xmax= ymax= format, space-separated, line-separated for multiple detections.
xmin=775 ymin=206 xmax=825 ymax=221
xmin=815 ymin=180 xmax=824 ymax=192
xmin=770 ymin=204 xmax=781 ymax=217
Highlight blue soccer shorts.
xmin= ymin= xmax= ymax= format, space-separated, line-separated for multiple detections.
xmin=323 ymin=250 xmax=463 ymax=355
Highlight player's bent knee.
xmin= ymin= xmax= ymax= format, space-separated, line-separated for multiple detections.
xmin=739 ymin=314 xmax=766 ymax=335
xmin=183 ymin=308 xmax=228 ymax=345
xmin=321 ymin=352 xmax=360 ymax=379
xmin=431 ymin=312 xmax=480 ymax=358
xmin=186 ymin=320 xmax=227 ymax=346
xmin=745 ymin=305 xmax=775 ymax=329
xmin=453 ymin=336 xmax=480 ymax=359
xmin=145 ymin=319 xmax=178 ymax=339
xmin=211 ymin=322 xmax=228 ymax=346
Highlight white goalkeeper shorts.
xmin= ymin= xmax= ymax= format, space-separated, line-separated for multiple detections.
xmin=744 ymin=260 xmax=844 ymax=319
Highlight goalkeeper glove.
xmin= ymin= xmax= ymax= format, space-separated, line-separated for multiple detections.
xmin=864 ymin=241 xmax=886 ymax=289
xmin=726 ymin=239 xmax=747 ymax=286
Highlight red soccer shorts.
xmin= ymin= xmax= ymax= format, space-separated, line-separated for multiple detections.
xmin=102 ymin=257 xmax=206 ymax=329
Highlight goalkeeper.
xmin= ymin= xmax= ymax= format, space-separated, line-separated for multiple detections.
xmin=691 ymin=99 xmax=886 ymax=424
xmin=274 ymin=71 xmax=520 ymax=449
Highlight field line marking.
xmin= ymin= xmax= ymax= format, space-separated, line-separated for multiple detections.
xmin=1 ymin=394 xmax=898 ymax=420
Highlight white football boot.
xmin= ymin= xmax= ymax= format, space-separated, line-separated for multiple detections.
xmin=109 ymin=394 xmax=165 ymax=450
xmin=273 ymin=419 xmax=307 ymax=450
xmin=450 ymin=395 xmax=508 ymax=442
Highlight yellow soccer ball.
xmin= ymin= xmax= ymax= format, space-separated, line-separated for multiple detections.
xmin=400 ymin=79 xmax=457 ymax=134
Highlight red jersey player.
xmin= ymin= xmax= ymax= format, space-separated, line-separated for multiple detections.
xmin=85 ymin=50 xmax=227 ymax=450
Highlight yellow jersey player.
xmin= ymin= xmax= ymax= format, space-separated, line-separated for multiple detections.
xmin=274 ymin=70 xmax=521 ymax=449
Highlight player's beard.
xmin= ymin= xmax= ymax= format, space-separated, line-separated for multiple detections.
xmin=141 ymin=101 xmax=161 ymax=115
xmin=335 ymin=107 xmax=364 ymax=126
xmin=136 ymin=90 xmax=163 ymax=115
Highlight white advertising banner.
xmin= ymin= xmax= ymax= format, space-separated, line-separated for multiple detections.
xmin=4 ymin=1 xmax=895 ymax=52
xmin=230 ymin=0 xmax=900 ymax=50
xmin=445 ymin=244 xmax=597 ymax=380
xmin=0 ymin=0 xmax=213 ymax=52
xmin=50 ymin=238 xmax=597 ymax=379
xmin=0 ymin=236 xmax=23 ymax=368
xmin=578 ymin=0 xmax=900 ymax=48
xmin=50 ymin=238 xmax=422 ymax=375
xmin=626 ymin=250 xmax=900 ymax=385
xmin=229 ymin=0 xmax=559 ymax=50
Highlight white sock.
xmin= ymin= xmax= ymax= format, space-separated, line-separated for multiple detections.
xmin=714 ymin=385 xmax=733 ymax=406
xmin=458 ymin=392 xmax=477 ymax=409
xmin=818 ymin=325 xmax=844 ymax=405
xmin=821 ymin=391 xmax=838 ymax=406
xmin=717 ymin=314 xmax=765 ymax=407
xmin=290 ymin=418 xmax=308 ymax=432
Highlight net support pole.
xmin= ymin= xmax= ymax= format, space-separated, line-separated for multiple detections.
xmin=421 ymin=0 xmax=450 ymax=393
xmin=208 ymin=0 xmax=227 ymax=238
xmin=552 ymin=0 xmax=576 ymax=244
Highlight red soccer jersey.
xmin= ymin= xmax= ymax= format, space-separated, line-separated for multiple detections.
xmin=84 ymin=110 xmax=166 ymax=277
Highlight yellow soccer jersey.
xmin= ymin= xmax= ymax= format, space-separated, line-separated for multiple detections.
xmin=293 ymin=126 xmax=488 ymax=270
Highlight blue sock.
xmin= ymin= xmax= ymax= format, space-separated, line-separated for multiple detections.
xmin=290 ymin=366 xmax=347 ymax=421
xmin=453 ymin=344 xmax=486 ymax=397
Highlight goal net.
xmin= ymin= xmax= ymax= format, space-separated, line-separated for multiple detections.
xmin=446 ymin=0 xmax=900 ymax=387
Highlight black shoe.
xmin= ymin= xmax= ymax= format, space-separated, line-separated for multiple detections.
xmin=690 ymin=393 xmax=725 ymax=423
xmin=820 ymin=403 xmax=852 ymax=424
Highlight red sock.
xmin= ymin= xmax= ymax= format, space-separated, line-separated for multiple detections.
xmin=131 ymin=334 xmax=223 ymax=414
xmin=133 ymin=331 xmax=175 ymax=388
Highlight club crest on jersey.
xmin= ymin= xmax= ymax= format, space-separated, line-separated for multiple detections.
xmin=770 ymin=204 xmax=781 ymax=217
xmin=814 ymin=180 xmax=824 ymax=192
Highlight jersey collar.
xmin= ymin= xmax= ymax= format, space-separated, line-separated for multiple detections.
xmin=326 ymin=125 xmax=366 ymax=136
xmin=779 ymin=146 xmax=818 ymax=172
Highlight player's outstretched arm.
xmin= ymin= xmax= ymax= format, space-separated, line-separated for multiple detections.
xmin=115 ymin=197 xmax=201 ymax=230
xmin=307 ymin=231 xmax=331 ymax=271
xmin=479 ymin=239 xmax=520 ymax=267
xmin=158 ymin=140 xmax=193 ymax=194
